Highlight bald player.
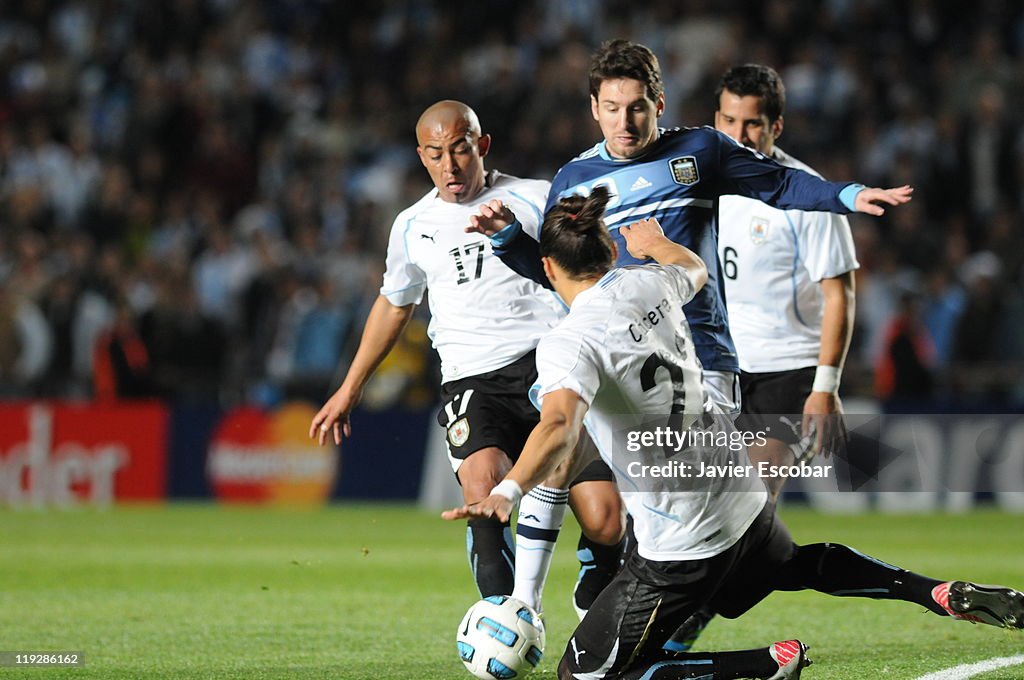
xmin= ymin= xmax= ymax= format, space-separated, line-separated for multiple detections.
xmin=311 ymin=101 xmax=625 ymax=603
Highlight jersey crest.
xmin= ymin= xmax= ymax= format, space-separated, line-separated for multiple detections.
xmin=669 ymin=156 xmax=699 ymax=185
xmin=447 ymin=417 xmax=470 ymax=447
xmin=749 ymin=217 xmax=770 ymax=245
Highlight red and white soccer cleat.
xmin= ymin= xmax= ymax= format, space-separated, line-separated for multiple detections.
xmin=933 ymin=581 xmax=1024 ymax=629
xmin=766 ymin=640 xmax=811 ymax=680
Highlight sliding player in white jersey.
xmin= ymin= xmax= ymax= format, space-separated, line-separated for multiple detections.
xmin=310 ymin=101 xmax=624 ymax=602
xmin=467 ymin=41 xmax=912 ymax=620
xmin=716 ymin=64 xmax=857 ymax=498
xmin=446 ymin=187 xmax=1024 ymax=680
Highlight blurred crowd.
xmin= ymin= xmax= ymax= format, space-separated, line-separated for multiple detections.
xmin=1 ymin=0 xmax=1022 ymax=407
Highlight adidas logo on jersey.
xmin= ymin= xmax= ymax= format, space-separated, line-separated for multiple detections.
xmin=630 ymin=176 xmax=653 ymax=191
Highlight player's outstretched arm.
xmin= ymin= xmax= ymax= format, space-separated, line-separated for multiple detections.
xmin=852 ymin=185 xmax=913 ymax=216
xmin=309 ymin=295 xmax=415 ymax=445
xmin=442 ymin=388 xmax=588 ymax=523
xmin=621 ymin=217 xmax=708 ymax=290
xmin=466 ymin=198 xmax=516 ymax=236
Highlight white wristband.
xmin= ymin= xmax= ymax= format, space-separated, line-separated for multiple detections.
xmin=490 ymin=480 xmax=523 ymax=505
xmin=811 ymin=365 xmax=841 ymax=393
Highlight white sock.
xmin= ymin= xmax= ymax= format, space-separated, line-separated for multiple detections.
xmin=511 ymin=485 xmax=568 ymax=612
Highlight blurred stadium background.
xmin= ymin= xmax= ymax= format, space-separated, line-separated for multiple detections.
xmin=1 ymin=1 xmax=1023 ymax=505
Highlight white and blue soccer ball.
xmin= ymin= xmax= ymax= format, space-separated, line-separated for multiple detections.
xmin=456 ymin=595 xmax=545 ymax=679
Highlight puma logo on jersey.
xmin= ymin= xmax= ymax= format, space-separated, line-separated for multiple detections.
xmin=630 ymin=176 xmax=653 ymax=191
xmin=421 ymin=231 xmax=438 ymax=243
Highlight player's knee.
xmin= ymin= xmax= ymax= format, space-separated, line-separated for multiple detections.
xmin=458 ymin=447 xmax=513 ymax=503
xmin=579 ymin=505 xmax=625 ymax=545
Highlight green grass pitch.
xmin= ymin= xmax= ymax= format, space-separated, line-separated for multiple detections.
xmin=2 ymin=504 xmax=1023 ymax=679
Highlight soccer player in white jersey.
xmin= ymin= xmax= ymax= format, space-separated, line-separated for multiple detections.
xmin=446 ymin=187 xmax=1024 ymax=680
xmin=310 ymin=101 xmax=625 ymax=602
xmin=716 ymin=64 xmax=857 ymax=498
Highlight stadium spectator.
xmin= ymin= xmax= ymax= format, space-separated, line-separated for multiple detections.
xmin=0 ymin=1 xmax=1019 ymax=407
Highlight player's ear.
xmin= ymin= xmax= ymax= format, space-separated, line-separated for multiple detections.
xmin=656 ymin=93 xmax=665 ymax=118
xmin=542 ymin=257 xmax=556 ymax=283
xmin=610 ymin=240 xmax=619 ymax=261
xmin=772 ymin=115 xmax=784 ymax=142
xmin=591 ymin=95 xmax=600 ymax=122
xmin=477 ymin=133 xmax=491 ymax=158
xmin=416 ymin=145 xmax=427 ymax=167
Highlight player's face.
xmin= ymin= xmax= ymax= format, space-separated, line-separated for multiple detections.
xmin=714 ymin=90 xmax=783 ymax=155
xmin=417 ymin=120 xmax=491 ymax=203
xmin=591 ymin=78 xmax=664 ymax=159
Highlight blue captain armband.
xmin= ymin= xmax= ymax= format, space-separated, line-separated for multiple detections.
xmin=838 ymin=183 xmax=866 ymax=212
xmin=488 ymin=220 xmax=523 ymax=248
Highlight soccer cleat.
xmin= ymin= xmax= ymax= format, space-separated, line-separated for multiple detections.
xmin=766 ymin=640 xmax=811 ymax=680
xmin=933 ymin=581 xmax=1024 ymax=629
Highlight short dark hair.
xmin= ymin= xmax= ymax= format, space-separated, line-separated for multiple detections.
xmin=540 ymin=186 xmax=615 ymax=280
xmin=715 ymin=64 xmax=786 ymax=123
xmin=589 ymin=39 xmax=663 ymax=103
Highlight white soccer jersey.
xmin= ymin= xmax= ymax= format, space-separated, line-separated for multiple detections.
xmin=532 ymin=265 xmax=767 ymax=561
xmin=381 ymin=171 xmax=563 ymax=382
xmin=718 ymin=147 xmax=859 ymax=372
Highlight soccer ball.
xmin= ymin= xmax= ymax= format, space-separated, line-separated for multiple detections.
xmin=456 ymin=595 xmax=545 ymax=679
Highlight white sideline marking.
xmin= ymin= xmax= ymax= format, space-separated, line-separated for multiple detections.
xmin=914 ymin=655 xmax=1024 ymax=680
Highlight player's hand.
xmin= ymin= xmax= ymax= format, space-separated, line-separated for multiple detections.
xmin=854 ymin=185 xmax=913 ymax=216
xmin=802 ymin=391 xmax=847 ymax=458
xmin=466 ymin=199 xmax=517 ymax=236
xmin=621 ymin=217 xmax=667 ymax=259
xmin=442 ymin=494 xmax=514 ymax=523
xmin=309 ymin=386 xmax=361 ymax=446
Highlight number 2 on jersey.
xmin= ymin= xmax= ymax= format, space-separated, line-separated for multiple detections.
xmin=639 ymin=346 xmax=688 ymax=414
xmin=449 ymin=242 xmax=485 ymax=284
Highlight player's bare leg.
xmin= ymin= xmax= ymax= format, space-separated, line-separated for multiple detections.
xmin=458 ymin=446 xmax=516 ymax=597
xmin=745 ymin=437 xmax=794 ymax=502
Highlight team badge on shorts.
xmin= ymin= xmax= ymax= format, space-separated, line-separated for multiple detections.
xmin=749 ymin=217 xmax=770 ymax=244
xmin=448 ymin=417 xmax=471 ymax=447
xmin=669 ymin=156 xmax=699 ymax=185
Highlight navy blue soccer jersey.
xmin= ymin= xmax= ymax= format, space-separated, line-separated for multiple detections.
xmin=494 ymin=126 xmax=856 ymax=373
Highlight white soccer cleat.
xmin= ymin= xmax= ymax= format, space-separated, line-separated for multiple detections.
xmin=934 ymin=581 xmax=1024 ymax=629
xmin=766 ymin=640 xmax=811 ymax=680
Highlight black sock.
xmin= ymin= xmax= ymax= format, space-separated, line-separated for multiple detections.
xmin=466 ymin=517 xmax=515 ymax=597
xmin=617 ymin=649 xmax=775 ymax=679
xmin=575 ymin=532 xmax=625 ymax=608
xmin=716 ymin=648 xmax=778 ymax=679
xmin=778 ymin=542 xmax=946 ymax=614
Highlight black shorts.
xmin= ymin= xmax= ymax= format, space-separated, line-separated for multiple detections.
xmin=569 ymin=458 xmax=616 ymax=486
xmin=559 ymin=503 xmax=795 ymax=679
xmin=738 ymin=367 xmax=816 ymax=444
xmin=438 ymin=351 xmax=617 ymax=485
xmin=438 ymin=351 xmax=540 ymax=464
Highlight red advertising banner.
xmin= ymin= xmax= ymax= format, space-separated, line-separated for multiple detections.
xmin=0 ymin=401 xmax=168 ymax=507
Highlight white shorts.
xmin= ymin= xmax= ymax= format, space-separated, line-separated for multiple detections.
xmin=703 ymin=370 xmax=742 ymax=415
